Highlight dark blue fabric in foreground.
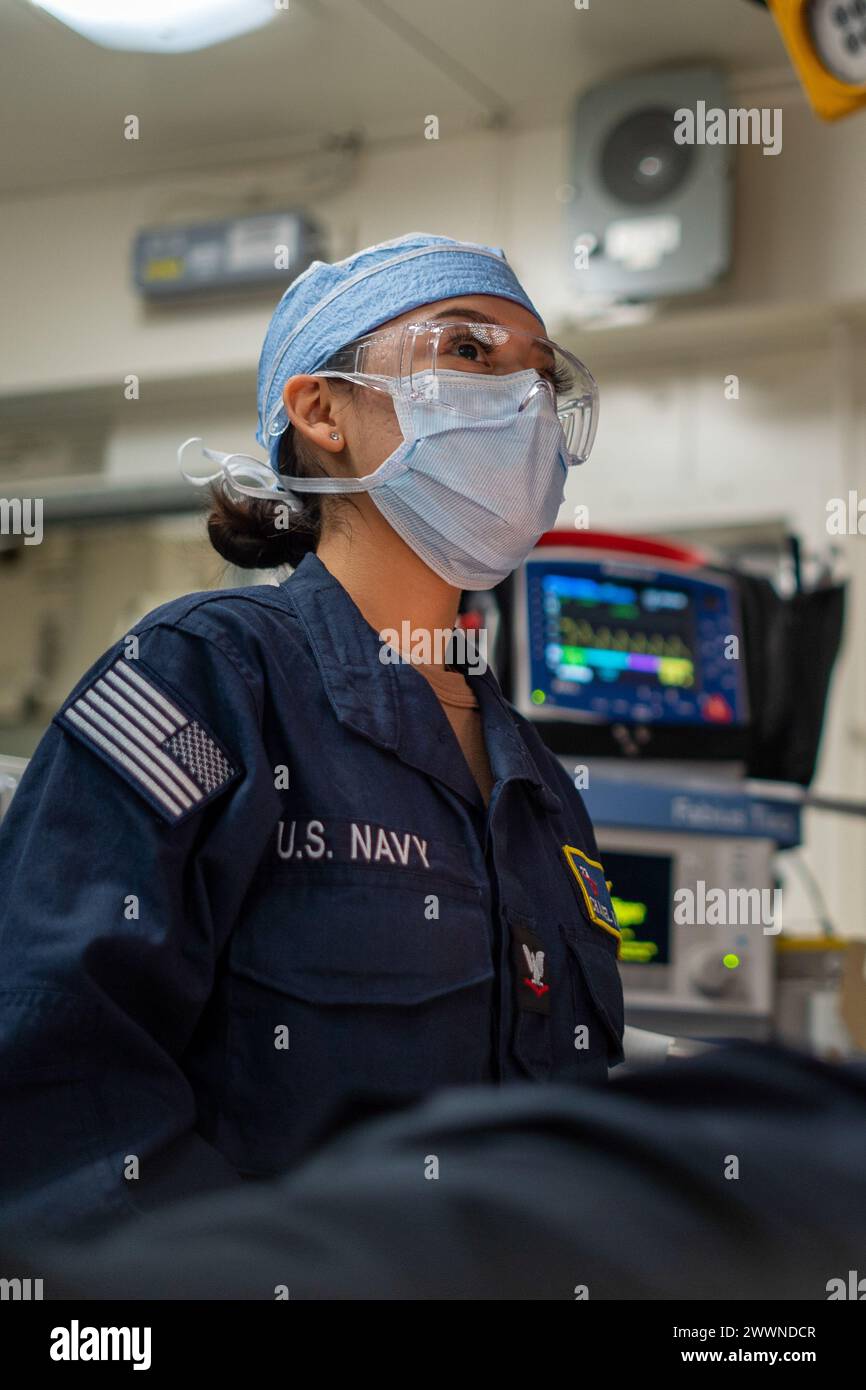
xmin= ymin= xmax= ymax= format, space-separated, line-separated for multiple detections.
xmin=6 ymin=1042 xmax=866 ymax=1300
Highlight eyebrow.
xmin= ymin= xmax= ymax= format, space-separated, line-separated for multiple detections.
xmin=428 ymin=307 xmax=500 ymax=324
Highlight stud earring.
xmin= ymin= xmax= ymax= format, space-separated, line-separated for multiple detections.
xmin=329 ymin=431 xmax=341 ymax=441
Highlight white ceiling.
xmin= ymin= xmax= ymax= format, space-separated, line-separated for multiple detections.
xmin=1 ymin=0 xmax=786 ymax=195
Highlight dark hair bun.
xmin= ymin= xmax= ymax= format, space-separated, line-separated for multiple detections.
xmin=206 ymin=486 xmax=320 ymax=571
xmin=205 ymin=428 xmax=320 ymax=570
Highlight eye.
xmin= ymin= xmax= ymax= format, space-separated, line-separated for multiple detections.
xmin=441 ymin=328 xmax=494 ymax=368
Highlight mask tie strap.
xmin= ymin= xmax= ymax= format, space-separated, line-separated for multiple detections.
xmin=177 ymin=437 xmax=305 ymax=509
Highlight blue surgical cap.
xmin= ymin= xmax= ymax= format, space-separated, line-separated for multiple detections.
xmin=256 ymin=231 xmax=543 ymax=476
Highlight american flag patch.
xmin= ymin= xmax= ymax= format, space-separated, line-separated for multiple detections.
xmin=55 ymin=656 xmax=241 ymax=826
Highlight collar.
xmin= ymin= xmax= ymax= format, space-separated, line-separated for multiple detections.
xmin=468 ymin=667 xmax=563 ymax=813
xmin=277 ymin=553 xmax=561 ymax=813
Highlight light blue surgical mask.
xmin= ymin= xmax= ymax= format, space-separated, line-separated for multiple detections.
xmin=180 ymin=370 xmax=571 ymax=589
xmin=289 ymin=369 xmax=570 ymax=589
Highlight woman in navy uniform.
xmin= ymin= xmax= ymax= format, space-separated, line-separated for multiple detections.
xmin=0 ymin=233 xmax=623 ymax=1238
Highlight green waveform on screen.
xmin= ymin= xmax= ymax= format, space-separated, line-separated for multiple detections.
xmin=559 ymin=615 xmax=693 ymax=660
xmin=613 ymin=897 xmax=659 ymax=963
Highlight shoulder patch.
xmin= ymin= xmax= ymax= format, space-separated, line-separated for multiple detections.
xmin=562 ymin=844 xmax=621 ymax=942
xmin=54 ymin=654 xmax=242 ymax=826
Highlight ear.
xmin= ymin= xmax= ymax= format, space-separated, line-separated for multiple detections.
xmin=282 ymin=376 xmax=344 ymax=453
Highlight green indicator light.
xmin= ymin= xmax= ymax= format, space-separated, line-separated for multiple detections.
xmin=531 ymin=689 xmax=546 ymax=705
xmin=723 ymin=953 xmax=740 ymax=970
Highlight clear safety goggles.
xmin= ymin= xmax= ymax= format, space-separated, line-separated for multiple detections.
xmin=275 ymin=319 xmax=599 ymax=466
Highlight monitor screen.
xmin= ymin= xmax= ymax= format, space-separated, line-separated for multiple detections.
xmin=602 ymin=849 xmax=672 ymax=966
xmin=520 ymin=553 xmax=748 ymax=728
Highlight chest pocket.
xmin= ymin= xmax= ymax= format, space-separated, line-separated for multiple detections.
xmin=562 ymin=919 xmax=625 ymax=1069
xmin=223 ymin=867 xmax=495 ymax=1174
xmin=504 ymin=904 xmax=624 ymax=1084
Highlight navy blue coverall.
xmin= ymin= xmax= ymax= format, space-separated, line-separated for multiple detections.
xmin=0 ymin=552 xmax=623 ymax=1238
